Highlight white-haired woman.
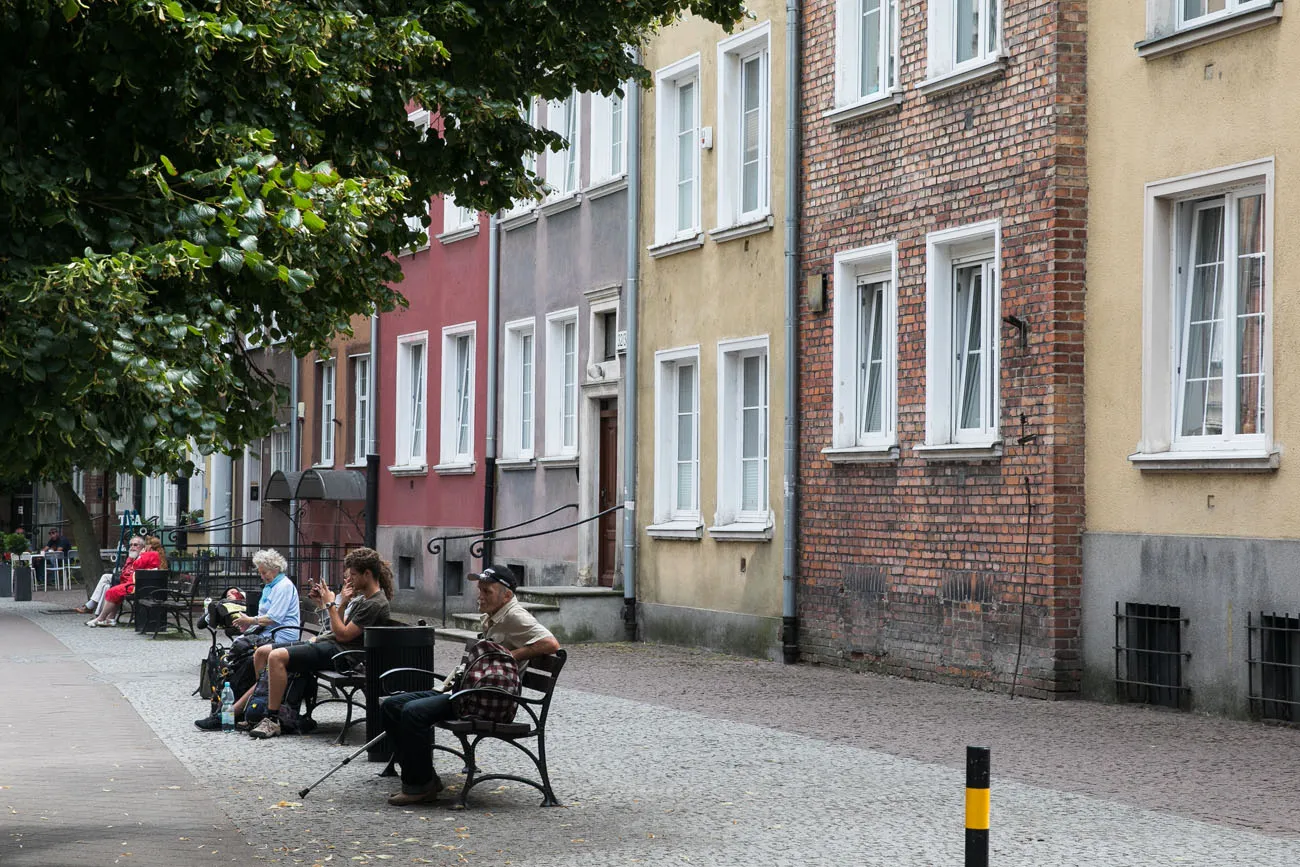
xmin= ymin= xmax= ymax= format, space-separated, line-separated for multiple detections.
xmin=195 ymin=548 xmax=302 ymax=731
xmin=233 ymin=549 xmax=301 ymax=644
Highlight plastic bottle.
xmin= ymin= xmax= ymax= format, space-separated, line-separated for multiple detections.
xmin=220 ymin=681 xmax=235 ymax=732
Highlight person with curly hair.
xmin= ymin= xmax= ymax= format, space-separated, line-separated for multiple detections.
xmin=246 ymin=547 xmax=394 ymax=739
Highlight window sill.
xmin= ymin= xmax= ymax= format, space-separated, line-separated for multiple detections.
xmin=823 ymin=91 xmax=904 ymax=125
xmin=539 ymin=192 xmax=582 ymax=217
xmin=345 ymin=461 xmax=368 ymax=469
xmin=648 ymin=233 xmax=705 ymax=259
xmin=496 ymin=457 xmax=536 ymax=472
xmin=433 ymin=461 xmax=476 ymax=476
xmin=1137 ymin=2 xmax=1283 ymax=58
xmin=437 ymin=224 xmax=479 ymax=245
xmin=397 ymin=242 xmax=430 ymax=258
xmin=1128 ymin=449 xmax=1280 ymax=473
xmin=709 ymin=214 xmax=775 ymax=244
xmin=313 ymin=461 xmax=335 ymax=470
xmin=707 ymin=521 xmax=774 ymax=542
xmin=501 ymin=209 xmax=539 ymax=231
xmin=917 ymin=56 xmax=1008 ymax=97
xmin=822 ymin=444 xmax=901 ymax=464
xmin=538 ymin=455 xmax=579 ymax=469
xmin=388 ymin=463 xmax=429 ymax=478
xmin=913 ymin=441 xmax=1003 ymax=461
xmin=645 ymin=519 xmax=704 ymax=541
xmin=585 ymin=175 xmax=628 ymax=201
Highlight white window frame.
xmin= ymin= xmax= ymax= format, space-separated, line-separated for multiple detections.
xmin=546 ymin=90 xmax=581 ymax=200
xmin=1179 ymin=0 xmax=1273 ymax=30
xmin=544 ymin=309 xmax=580 ymax=459
xmin=921 ymin=220 xmax=1001 ymax=456
xmin=269 ymin=428 xmax=291 ymax=474
xmin=438 ymin=193 xmax=478 ymax=244
xmin=402 ymin=109 xmax=432 ymax=252
xmin=652 ymin=54 xmax=702 ymax=249
xmin=826 ymin=241 xmax=899 ymax=461
xmin=715 ymin=24 xmax=771 ymax=232
xmin=393 ymin=332 xmax=429 ymax=472
xmin=588 ymin=86 xmax=629 ymax=189
xmin=144 ymin=475 xmax=168 ymax=524
xmin=1132 ymin=158 xmax=1275 ymax=471
xmin=712 ymin=336 xmax=773 ymax=540
xmin=506 ymin=99 xmax=541 ymax=219
xmin=835 ymin=0 xmax=901 ymax=111
xmin=350 ymin=353 xmax=372 ymax=466
xmin=925 ymin=0 xmax=1004 ymax=85
xmin=503 ymin=318 xmax=537 ymax=461
xmin=648 ymin=345 xmax=703 ymax=539
xmin=317 ymin=358 xmax=336 ymax=467
xmin=114 ymin=472 xmax=135 ymax=505
xmin=439 ymin=322 xmax=477 ymax=470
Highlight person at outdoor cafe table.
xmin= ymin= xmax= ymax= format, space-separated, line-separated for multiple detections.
xmin=85 ymin=535 xmax=163 ymax=627
xmin=43 ymin=528 xmax=72 ymax=555
xmin=75 ymin=534 xmax=143 ymax=616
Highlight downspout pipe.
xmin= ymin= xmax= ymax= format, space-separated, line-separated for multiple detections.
xmin=289 ymin=357 xmax=300 ymax=552
xmin=620 ymin=55 xmax=642 ymax=641
xmin=483 ymin=212 xmax=501 ymax=566
xmin=781 ymin=0 xmax=802 ymax=665
xmin=366 ymin=313 xmax=379 ymax=549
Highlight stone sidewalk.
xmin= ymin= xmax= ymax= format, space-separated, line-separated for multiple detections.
xmin=0 ymin=606 xmax=247 ymax=865
xmin=4 ymin=589 xmax=1300 ymax=866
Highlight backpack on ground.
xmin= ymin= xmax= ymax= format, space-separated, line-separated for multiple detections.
xmin=450 ymin=639 xmax=522 ymax=723
xmin=198 ymin=633 xmax=265 ymax=713
xmin=245 ymin=667 xmax=316 ymax=734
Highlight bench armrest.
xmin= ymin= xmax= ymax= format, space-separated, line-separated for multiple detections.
xmin=378 ymin=666 xmax=444 ymax=692
xmin=445 ymin=686 xmax=542 ymax=726
xmin=267 ymin=623 xmax=315 ymax=641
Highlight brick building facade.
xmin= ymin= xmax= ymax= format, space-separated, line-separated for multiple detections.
xmin=796 ymin=0 xmax=1087 ymax=696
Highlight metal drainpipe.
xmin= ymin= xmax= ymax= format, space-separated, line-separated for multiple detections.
xmin=483 ymin=213 xmax=501 ymax=566
xmin=781 ymin=0 xmax=802 ymax=665
xmin=367 ymin=312 xmax=379 ymax=549
xmin=620 ymin=56 xmax=642 ymax=641
xmin=289 ymin=356 xmax=300 ymax=552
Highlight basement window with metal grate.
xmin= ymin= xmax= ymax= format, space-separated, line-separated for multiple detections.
xmin=1249 ymin=612 xmax=1300 ymax=723
xmin=1115 ymin=602 xmax=1189 ymax=709
xmin=398 ymin=556 xmax=415 ymax=591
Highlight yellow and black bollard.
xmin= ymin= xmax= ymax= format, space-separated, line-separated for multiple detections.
xmin=965 ymin=746 xmax=990 ymax=867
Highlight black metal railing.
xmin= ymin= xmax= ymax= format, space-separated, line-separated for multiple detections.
xmin=1248 ymin=612 xmax=1300 ymax=723
xmin=160 ymin=543 xmax=351 ymax=598
xmin=1114 ymin=601 xmax=1190 ymax=710
xmin=467 ymin=503 xmax=623 ymax=559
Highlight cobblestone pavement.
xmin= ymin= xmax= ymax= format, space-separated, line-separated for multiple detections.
xmin=5 ymin=589 xmax=1300 ymax=867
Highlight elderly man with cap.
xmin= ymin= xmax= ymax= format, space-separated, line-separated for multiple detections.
xmin=381 ymin=564 xmax=560 ymax=807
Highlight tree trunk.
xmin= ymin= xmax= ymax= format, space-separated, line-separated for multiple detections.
xmin=53 ymin=481 xmax=106 ymax=598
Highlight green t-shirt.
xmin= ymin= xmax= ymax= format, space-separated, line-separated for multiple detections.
xmin=318 ymin=590 xmax=390 ymax=650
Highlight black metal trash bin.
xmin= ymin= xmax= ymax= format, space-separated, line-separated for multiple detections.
xmin=132 ymin=570 xmax=170 ymax=633
xmin=12 ymin=565 xmax=32 ymax=602
xmin=363 ymin=625 xmax=436 ymax=761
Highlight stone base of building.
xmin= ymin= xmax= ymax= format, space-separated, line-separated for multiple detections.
xmin=640 ymin=602 xmax=782 ymax=661
xmin=1082 ymin=531 xmax=1300 ymax=719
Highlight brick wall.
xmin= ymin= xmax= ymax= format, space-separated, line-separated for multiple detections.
xmin=797 ymin=0 xmax=1087 ymax=697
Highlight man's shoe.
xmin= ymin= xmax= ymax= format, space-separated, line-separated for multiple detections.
xmin=248 ymin=716 xmax=281 ymax=739
xmin=194 ymin=714 xmax=223 ymax=731
xmin=387 ymin=785 xmax=442 ymax=807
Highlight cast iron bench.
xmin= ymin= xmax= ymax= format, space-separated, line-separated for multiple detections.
xmin=380 ymin=646 xmax=568 ymax=808
xmin=136 ymin=570 xmax=200 ymax=638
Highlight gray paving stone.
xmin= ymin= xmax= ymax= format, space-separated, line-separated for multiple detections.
xmin=5 ymin=590 xmax=1300 ymax=866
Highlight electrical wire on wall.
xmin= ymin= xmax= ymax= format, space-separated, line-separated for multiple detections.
xmin=1009 ymin=411 xmax=1038 ymax=700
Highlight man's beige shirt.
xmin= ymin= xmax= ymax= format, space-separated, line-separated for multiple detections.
xmin=481 ymin=597 xmax=555 ymax=650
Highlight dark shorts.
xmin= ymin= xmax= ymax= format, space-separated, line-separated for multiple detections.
xmin=284 ymin=640 xmax=344 ymax=674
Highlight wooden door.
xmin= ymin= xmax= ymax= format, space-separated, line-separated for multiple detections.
xmin=597 ymin=400 xmax=619 ymax=588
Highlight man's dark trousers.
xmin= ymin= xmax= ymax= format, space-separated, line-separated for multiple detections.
xmin=382 ymin=691 xmax=456 ymax=793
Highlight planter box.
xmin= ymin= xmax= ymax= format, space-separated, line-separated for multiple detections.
xmin=0 ymin=562 xmax=11 ymax=597
xmin=12 ymin=565 xmax=32 ymax=602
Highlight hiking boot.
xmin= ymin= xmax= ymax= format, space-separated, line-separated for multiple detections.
xmin=194 ymin=714 xmax=222 ymax=731
xmin=248 ymin=716 xmax=281 ymax=739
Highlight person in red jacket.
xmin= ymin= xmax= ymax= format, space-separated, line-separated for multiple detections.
xmin=86 ymin=536 xmax=164 ymax=627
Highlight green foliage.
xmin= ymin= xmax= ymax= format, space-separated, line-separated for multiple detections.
xmin=3 ymin=533 xmax=31 ymax=556
xmin=0 ymin=0 xmax=744 ymax=482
